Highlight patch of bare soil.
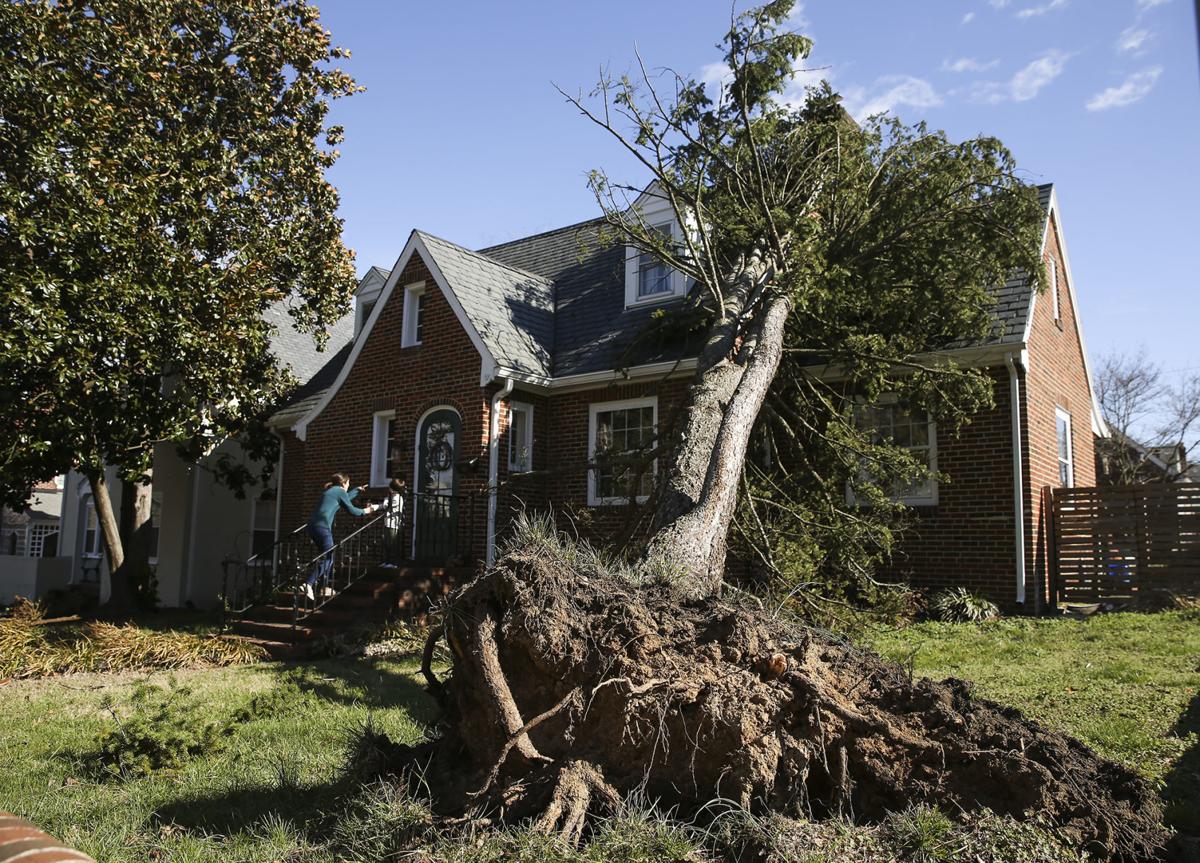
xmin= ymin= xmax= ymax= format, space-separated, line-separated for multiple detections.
xmin=396 ymin=546 xmax=1168 ymax=862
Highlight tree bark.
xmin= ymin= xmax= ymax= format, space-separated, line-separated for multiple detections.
xmin=120 ymin=471 xmax=155 ymax=608
xmin=85 ymin=467 xmax=130 ymax=615
xmin=645 ymin=290 xmax=792 ymax=598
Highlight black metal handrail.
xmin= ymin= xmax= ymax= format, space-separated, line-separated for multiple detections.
xmin=220 ymin=522 xmax=309 ymax=623
xmin=224 ymin=489 xmax=486 ymax=641
xmin=291 ymin=510 xmax=390 ymax=625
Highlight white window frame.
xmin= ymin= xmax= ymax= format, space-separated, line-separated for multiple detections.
xmin=82 ymin=500 xmax=102 ymax=557
xmin=1048 ymin=257 xmax=1060 ymax=322
xmin=1055 ymin=406 xmax=1074 ymax=487
xmin=587 ymin=396 xmax=658 ymax=506
xmin=401 ymin=281 xmax=426 ymax=348
xmin=147 ymin=493 xmax=162 ymax=566
xmin=370 ymin=410 xmax=397 ymax=486
xmin=508 ymin=402 xmax=534 ymax=473
xmin=851 ymin=396 xmax=939 ymax=507
xmin=623 ymin=203 xmax=687 ymax=308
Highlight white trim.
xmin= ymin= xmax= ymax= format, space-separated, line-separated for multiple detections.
xmin=1005 ymin=352 xmax=1027 ymax=606
xmin=1021 ymin=188 xmax=1108 ymax=437
xmin=507 ymin=401 xmax=534 ymax=473
xmin=294 ymin=231 xmax=497 ymax=440
xmin=1048 ymin=257 xmax=1060 ymax=322
xmin=370 ymin=410 xmax=396 ymax=486
xmin=1055 ymin=406 xmax=1075 ymax=488
xmin=587 ymin=396 xmax=658 ymax=506
xmin=495 ymin=357 xmax=699 ymax=393
xmin=401 ymin=281 xmax=426 ymax=348
xmin=623 ymin=193 xmax=688 ymax=308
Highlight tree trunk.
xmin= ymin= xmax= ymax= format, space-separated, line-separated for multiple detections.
xmin=644 ymin=291 xmax=792 ymax=598
xmin=85 ymin=468 xmax=130 ymax=615
xmin=120 ymin=471 xmax=155 ymax=609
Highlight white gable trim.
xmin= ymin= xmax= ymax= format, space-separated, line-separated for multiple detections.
xmin=1021 ymin=188 xmax=1108 ymax=436
xmin=294 ymin=231 xmax=497 ymax=441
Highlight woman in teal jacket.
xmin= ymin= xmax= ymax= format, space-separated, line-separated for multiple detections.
xmin=303 ymin=473 xmax=378 ymax=600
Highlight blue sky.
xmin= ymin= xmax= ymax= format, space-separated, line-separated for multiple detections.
xmin=317 ymin=0 xmax=1199 ymax=379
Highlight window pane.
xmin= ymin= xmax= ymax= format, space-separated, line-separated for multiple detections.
xmin=593 ymin=405 xmax=655 ymax=500
xmin=415 ymin=293 xmax=425 ymax=343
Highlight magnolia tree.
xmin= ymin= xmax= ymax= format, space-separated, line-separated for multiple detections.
xmin=401 ymin=4 xmax=1166 ymax=857
xmin=0 ymin=0 xmax=358 ymax=609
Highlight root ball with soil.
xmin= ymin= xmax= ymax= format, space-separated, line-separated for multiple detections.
xmin=396 ymin=535 xmax=1167 ymax=862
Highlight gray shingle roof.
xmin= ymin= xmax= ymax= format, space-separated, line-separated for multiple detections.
xmin=418 ymin=231 xmax=556 ymax=379
xmin=262 ymin=300 xmax=354 ymax=383
xmin=480 ymin=220 xmax=699 ymax=376
xmin=263 ymin=300 xmax=354 ymax=427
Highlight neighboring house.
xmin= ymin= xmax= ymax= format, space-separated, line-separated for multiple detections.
xmin=56 ymin=302 xmax=353 ymax=608
xmin=0 ymin=478 xmax=70 ymax=605
xmin=1095 ymin=430 xmax=1192 ymax=485
xmin=268 ymin=183 xmax=1104 ymax=611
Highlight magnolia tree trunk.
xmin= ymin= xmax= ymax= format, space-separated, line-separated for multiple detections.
xmin=84 ymin=468 xmax=130 ymax=613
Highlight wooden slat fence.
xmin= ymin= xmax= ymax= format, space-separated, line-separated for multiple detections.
xmin=1048 ymin=483 xmax=1200 ymax=605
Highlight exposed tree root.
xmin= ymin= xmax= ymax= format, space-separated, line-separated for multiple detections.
xmin=396 ymin=546 xmax=1169 ymax=862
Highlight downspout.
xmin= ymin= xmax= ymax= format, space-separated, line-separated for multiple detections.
xmin=486 ymin=377 xmax=515 ymax=567
xmin=1005 ymin=352 xmax=1027 ymax=607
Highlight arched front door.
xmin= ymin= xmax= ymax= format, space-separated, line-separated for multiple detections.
xmin=414 ymin=408 xmax=461 ymax=561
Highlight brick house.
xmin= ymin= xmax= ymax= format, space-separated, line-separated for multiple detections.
xmin=270 ymin=183 xmax=1104 ymax=611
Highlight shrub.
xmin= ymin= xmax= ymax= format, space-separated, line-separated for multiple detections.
xmin=83 ymin=679 xmax=233 ymax=777
xmin=931 ymin=588 xmax=1000 ymax=623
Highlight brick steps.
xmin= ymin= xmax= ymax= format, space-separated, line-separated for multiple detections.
xmin=229 ymin=564 xmax=471 ymax=660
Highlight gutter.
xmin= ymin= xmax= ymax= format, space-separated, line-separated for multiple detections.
xmin=1005 ymin=352 xmax=1028 ymax=607
xmin=485 ymin=377 xmax=515 ymax=567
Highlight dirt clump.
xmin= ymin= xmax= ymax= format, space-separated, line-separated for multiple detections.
xmin=396 ymin=542 xmax=1168 ymax=862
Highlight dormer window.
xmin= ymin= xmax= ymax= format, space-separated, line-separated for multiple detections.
xmin=624 ymin=216 xmax=686 ymax=308
xmin=637 ymin=225 xmax=673 ymax=299
xmin=401 ymin=281 xmax=426 ymax=348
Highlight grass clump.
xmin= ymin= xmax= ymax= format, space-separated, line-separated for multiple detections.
xmin=0 ymin=601 xmax=263 ymax=679
xmin=931 ymin=587 xmax=1001 ymax=623
xmin=84 ymin=678 xmax=233 ymax=777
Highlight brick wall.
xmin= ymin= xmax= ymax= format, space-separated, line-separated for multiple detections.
xmin=1024 ymin=211 xmax=1098 ymax=607
xmin=879 ymin=367 xmax=1023 ymax=606
xmin=277 ymin=251 xmax=492 ymax=558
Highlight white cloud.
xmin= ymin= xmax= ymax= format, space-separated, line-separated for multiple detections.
xmin=962 ymin=11 xmax=976 ymax=23
xmin=1136 ymin=0 xmax=1169 ymax=9
xmin=968 ymin=50 xmax=1070 ymax=103
xmin=785 ymin=1 xmax=810 ymax=29
xmin=1016 ymin=0 xmax=1067 ymax=19
xmin=942 ymin=57 xmax=999 ymax=73
xmin=1086 ymin=66 xmax=1163 ymax=110
xmin=700 ymin=61 xmax=732 ymax=89
xmin=1116 ymin=26 xmax=1152 ymax=54
xmin=841 ymin=75 xmax=942 ymax=121
xmin=1011 ymin=50 xmax=1069 ymax=98
xmin=988 ymin=0 xmax=1011 ymax=7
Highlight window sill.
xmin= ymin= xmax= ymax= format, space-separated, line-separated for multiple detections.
xmin=625 ymin=293 xmax=683 ymax=310
xmin=587 ymin=496 xmax=651 ymax=507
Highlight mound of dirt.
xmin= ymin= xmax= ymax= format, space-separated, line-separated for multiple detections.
xmin=399 ymin=546 xmax=1168 ymax=862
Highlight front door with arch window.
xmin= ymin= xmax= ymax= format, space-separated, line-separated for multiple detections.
xmin=414 ymin=408 xmax=460 ymax=560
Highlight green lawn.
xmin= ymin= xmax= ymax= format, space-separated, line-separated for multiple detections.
xmin=0 ymin=654 xmax=437 ymax=863
xmin=870 ymin=610 xmax=1200 ymax=831
xmin=0 ymin=611 xmax=1195 ymax=861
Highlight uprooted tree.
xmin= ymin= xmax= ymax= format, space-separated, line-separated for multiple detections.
xmin=397 ymin=3 xmax=1170 ymax=860
xmin=0 ymin=0 xmax=358 ymax=611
